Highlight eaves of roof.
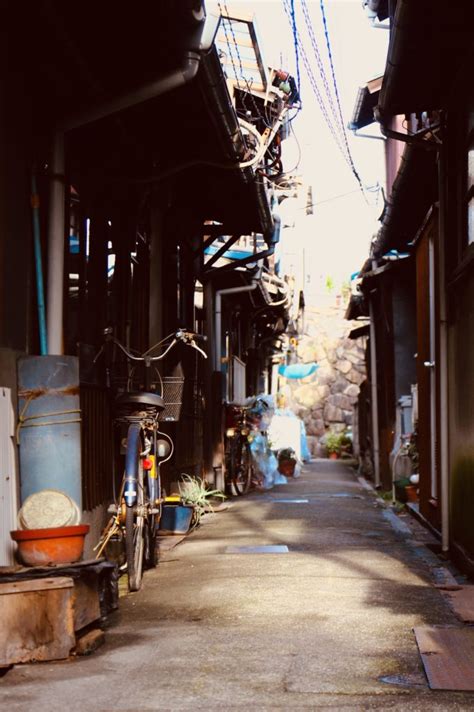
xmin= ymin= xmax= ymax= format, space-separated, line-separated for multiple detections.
xmin=372 ymin=143 xmax=437 ymax=258
xmin=348 ymin=76 xmax=383 ymax=131
xmin=377 ymin=0 xmax=474 ymax=118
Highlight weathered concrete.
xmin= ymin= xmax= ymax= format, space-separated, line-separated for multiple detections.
xmin=1 ymin=461 xmax=473 ymax=710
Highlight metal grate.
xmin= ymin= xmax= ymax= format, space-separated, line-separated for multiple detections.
xmin=80 ymin=385 xmax=114 ymax=511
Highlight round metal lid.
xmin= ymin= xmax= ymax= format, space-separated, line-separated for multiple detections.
xmin=19 ymin=489 xmax=81 ymax=530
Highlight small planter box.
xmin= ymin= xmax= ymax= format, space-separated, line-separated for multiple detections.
xmin=0 ymin=577 xmax=75 ymax=665
xmin=158 ymin=505 xmax=194 ymax=535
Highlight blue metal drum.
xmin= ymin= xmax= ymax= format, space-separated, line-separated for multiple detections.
xmin=17 ymin=356 xmax=82 ymax=507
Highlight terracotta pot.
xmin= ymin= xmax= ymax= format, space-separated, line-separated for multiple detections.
xmin=329 ymin=452 xmax=339 ymax=460
xmin=404 ymin=485 xmax=418 ymax=503
xmin=10 ymin=525 xmax=89 ymax=566
xmin=278 ymin=459 xmax=296 ymax=477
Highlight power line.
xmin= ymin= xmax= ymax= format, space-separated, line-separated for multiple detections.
xmin=303 ymin=184 xmax=380 ymax=211
xmin=300 ymin=0 xmax=344 ymax=142
xmin=319 ymin=0 xmax=365 ymax=196
xmin=282 ymin=0 xmax=350 ymax=164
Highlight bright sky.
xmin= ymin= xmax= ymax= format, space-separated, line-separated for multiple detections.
xmin=214 ymin=0 xmax=389 ymax=298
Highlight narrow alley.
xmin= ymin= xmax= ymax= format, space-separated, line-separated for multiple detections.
xmin=2 ymin=461 xmax=473 ymax=710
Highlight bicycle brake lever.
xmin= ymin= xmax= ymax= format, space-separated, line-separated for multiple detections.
xmin=93 ymin=345 xmax=105 ymax=364
xmin=190 ymin=340 xmax=207 ymax=359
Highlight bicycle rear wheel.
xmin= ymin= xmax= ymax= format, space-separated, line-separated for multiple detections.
xmin=232 ymin=438 xmax=252 ymax=496
xmin=125 ymin=428 xmax=145 ymax=591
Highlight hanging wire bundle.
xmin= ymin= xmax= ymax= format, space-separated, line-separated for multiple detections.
xmin=283 ymin=0 xmax=367 ymax=199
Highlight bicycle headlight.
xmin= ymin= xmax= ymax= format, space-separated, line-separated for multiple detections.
xmin=156 ymin=438 xmax=171 ymax=460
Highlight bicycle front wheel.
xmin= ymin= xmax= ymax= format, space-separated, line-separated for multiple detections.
xmin=232 ymin=438 xmax=252 ymax=496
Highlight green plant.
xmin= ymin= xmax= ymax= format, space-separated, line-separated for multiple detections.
xmin=326 ymin=432 xmax=341 ymax=455
xmin=178 ymin=475 xmax=226 ymax=526
xmin=277 ymin=447 xmax=297 ymax=462
xmin=407 ymin=430 xmax=419 ymax=471
xmin=326 ymin=430 xmax=353 ymax=456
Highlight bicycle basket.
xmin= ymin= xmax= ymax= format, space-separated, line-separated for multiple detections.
xmin=158 ymin=376 xmax=185 ymax=422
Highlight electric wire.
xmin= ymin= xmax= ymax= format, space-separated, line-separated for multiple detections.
xmin=300 ymin=0 xmax=343 ymax=139
xmin=283 ymin=0 xmax=349 ymax=164
xmin=319 ymin=0 xmax=365 ymax=195
xmin=283 ymin=0 xmax=368 ymax=200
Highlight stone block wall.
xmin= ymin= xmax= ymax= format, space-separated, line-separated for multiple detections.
xmin=281 ymin=305 xmax=367 ymax=457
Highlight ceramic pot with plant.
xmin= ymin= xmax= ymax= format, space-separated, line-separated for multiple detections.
xmin=325 ymin=432 xmax=341 ymax=460
xmin=277 ymin=447 xmax=297 ymax=476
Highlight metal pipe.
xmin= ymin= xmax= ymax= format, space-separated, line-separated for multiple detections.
xmin=47 ymin=52 xmax=202 ymax=355
xmin=46 ymin=134 xmax=65 ymax=354
xmin=31 ymin=175 xmax=48 ymax=355
xmin=214 ymin=282 xmax=258 ymax=371
xmin=61 ymin=52 xmax=201 ymax=133
xmin=438 ymin=130 xmax=449 ymax=553
xmin=369 ymin=297 xmax=381 ymax=487
xmin=427 ymin=232 xmax=438 ymax=500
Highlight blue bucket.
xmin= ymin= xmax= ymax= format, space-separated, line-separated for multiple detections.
xmin=159 ymin=505 xmax=193 ymax=535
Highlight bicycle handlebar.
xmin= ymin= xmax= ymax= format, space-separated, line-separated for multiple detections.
xmin=94 ymin=329 xmax=207 ymax=364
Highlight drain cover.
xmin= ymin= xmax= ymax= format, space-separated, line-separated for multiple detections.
xmin=267 ymin=499 xmax=309 ymax=504
xmin=225 ymin=545 xmax=289 ymax=554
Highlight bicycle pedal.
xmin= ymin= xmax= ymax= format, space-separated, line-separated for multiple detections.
xmin=107 ymin=504 xmax=119 ymax=514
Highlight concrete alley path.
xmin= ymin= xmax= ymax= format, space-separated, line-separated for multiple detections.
xmin=2 ymin=460 xmax=474 ymax=711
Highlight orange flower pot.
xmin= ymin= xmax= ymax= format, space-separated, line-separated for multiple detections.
xmin=278 ymin=459 xmax=296 ymax=477
xmin=10 ymin=525 xmax=89 ymax=566
xmin=404 ymin=485 xmax=418 ymax=503
xmin=329 ymin=452 xmax=339 ymax=460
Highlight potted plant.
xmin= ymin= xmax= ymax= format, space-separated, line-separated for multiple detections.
xmin=326 ymin=432 xmax=341 ymax=460
xmin=177 ymin=475 xmax=226 ymax=528
xmin=277 ymin=447 xmax=298 ymax=476
xmin=339 ymin=432 xmax=353 ymax=458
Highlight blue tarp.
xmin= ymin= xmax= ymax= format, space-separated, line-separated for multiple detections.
xmin=278 ymin=362 xmax=319 ymax=379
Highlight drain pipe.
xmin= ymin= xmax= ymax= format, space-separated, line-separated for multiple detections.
xmin=47 ymin=51 xmax=203 ymax=354
xmin=215 ymin=282 xmax=259 ymax=371
xmin=438 ymin=125 xmax=449 ymax=553
xmin=369 ymin=292 xmax=381 ymax=488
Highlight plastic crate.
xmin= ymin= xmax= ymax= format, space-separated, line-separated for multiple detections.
xmin=158 ymin=504 xmax=193 ymax=535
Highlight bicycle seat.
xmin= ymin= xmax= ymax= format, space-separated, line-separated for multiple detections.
xmin=115 ymin=391 xmax=165 ymax=412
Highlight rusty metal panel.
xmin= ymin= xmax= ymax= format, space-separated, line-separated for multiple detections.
xmin=441 ymin=586 xmax=474 ymax=623
xmin=414 ymin=625 xmax=474 ymax=691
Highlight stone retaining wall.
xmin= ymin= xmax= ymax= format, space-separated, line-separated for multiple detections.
xmin=281 ymin=305 xmax=367 ymax=456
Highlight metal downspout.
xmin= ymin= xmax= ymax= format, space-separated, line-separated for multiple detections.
xmin=31 ymin=175 xmax=48 ymax=355
xmin=427 ymin=232 xmax=438 ymax=500
xmin=438 ymin=127 xmax=449 ymax=553
xmin=369 ymin=294 xmax=381 ymax=487
xmin=46 ymin=52 xmax=202 ymax=355
xmin=214 ymin=282 xmax=258 ymax=371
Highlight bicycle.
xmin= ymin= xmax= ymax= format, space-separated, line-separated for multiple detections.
xmin=94 ymin=328 xmax=207 ymax=591
xmin=224 ymin=404 xmax=254 ymax=496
